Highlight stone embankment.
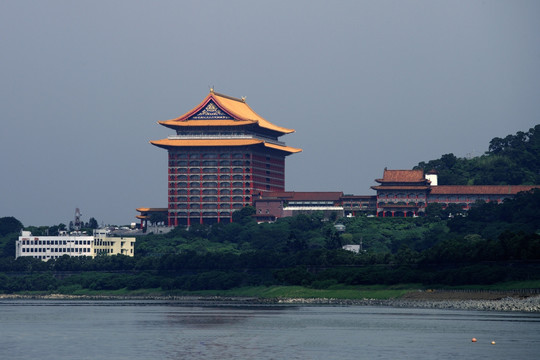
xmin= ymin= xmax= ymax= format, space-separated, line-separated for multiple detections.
xmin=1 ymin=290 xmax=539 ymax=312
xmin=274 ymin=290 xmax=540 ymax=313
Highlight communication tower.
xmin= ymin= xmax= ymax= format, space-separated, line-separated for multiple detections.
xmin=74 ymin=208 xmax=82 ymax=231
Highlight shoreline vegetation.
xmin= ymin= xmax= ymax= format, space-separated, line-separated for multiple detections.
xmin=2 ymin=286 xmax=539 ymax=313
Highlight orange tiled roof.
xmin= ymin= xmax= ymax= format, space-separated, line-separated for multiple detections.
xmin=430 ymin=185 xmax=539 ymax=195
xmin=371 ymin=185 xmax=430 ymax=191
xmin=158 ymin=91 xmax=295 ymax=134
xmin=162 ymin=120 xmax=254 ymax=127
xmin=150 ymin=138 xmax=302 ymax=154
xmin=136 ymin=207 xmax=168 ymax=213
xmin=375 ymin=169 xmax=427 ymax=183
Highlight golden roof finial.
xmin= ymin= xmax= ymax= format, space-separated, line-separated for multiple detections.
xmin=241 ymin=96 xmax=246 ymax=102
xmin=210 ymin=86 xmax=214 ymax=93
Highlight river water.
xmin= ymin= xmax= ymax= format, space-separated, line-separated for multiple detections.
xmin=1 ymin=300 xmax=539 ymax=359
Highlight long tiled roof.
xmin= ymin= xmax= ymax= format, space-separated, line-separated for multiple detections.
xmin=260 ymin=191 xmax=343 ymax=201
xmin=375 ymin=169 xmax=428 ymax=183
xmin=430 ymin=185 xmax=539 ymax=195
xmin=150 ymin=138 xmax=302 ymax=154
xmin=158 ymin=91 xmax=295 ymax=134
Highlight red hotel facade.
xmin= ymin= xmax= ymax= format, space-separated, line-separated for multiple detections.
xmin=148 ymin=90 xmax=301 ymax=226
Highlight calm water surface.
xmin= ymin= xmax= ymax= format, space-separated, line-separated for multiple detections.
xmin=1 ymin=300 xmax=539 ymax=359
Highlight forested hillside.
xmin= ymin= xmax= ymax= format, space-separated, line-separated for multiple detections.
xmin=0 ymin=125 xmax=539 ymax=293
xmin=414 ymin=125 xmax=540 ymax=185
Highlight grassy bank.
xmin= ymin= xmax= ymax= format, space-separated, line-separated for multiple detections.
xmin=3 ymin=280 xmax=539 ymax=300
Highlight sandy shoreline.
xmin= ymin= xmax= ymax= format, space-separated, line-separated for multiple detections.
xmin=1 ymin=291 xmax=539 ymax=313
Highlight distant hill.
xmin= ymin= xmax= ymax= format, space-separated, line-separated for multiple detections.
xmin=414 ymin=124 xmax=540 ymax=185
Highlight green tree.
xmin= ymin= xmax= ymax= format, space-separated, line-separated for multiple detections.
xmin=88 ymin=217 xmax=99 ymax=229
xmin=0 ymin=217 xmax=23 ymax=236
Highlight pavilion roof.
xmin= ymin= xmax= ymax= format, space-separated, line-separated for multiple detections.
xmin=136 ymin=207 xmax=168 ymax=213
xmin=150 ymin=138 xmax=302 ymax=154
xmin=375 ymin=169 xmax=428 ymax=184
xmin=158 ymin=90 xmax=295 ymax=135
xmin=371 ymin=185 xmax=430 ymax=191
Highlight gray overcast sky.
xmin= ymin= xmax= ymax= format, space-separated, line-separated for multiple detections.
xmin=1 ymin=1 xmax=539 ymax=226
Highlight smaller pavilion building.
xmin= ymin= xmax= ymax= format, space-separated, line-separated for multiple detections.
xmin=371 ymin=168 xmax=539 ymax=217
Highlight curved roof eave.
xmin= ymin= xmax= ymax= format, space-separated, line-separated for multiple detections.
xmin=149 ymin=138 xmax=302 ymax=154
xmin=157 ymin=91 xmax=295 ymax=135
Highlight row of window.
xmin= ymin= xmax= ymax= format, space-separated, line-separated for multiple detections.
xmin=170 ymin=202 xmax=249 ymax=209
xmin=20 ymin=240 xmax=91 ymax=245
xmin=378 ymin=194 xmax=426 ymax=199
xmin=169 ymin=160 xmax=252 ymax=166
xmin=170 ymin=167 xmax=251 ymax=173
xmin=169 ymin=210 xmax=239 ymax=216
xmin=169 ymin=196 xmax=251 ymax=202
xmin=21 ymin=247 xmax=90 ymax=253
xmin=378 ymin=202 xmax=426 ymax=206
xmin=169 ymin=189 xmax=249 ymax=195
xmin=168 ymin=174 xmax=251 ymax=181
xmin=170 ymin=182 xmax=251 ymax=188
xmin=169 ymin=153 xmax=250 ymax=159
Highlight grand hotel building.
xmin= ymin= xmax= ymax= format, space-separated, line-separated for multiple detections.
xmin=145 ymin=90 xmax=301 ymax=226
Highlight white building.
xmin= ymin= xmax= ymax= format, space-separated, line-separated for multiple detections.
xmin=16 ymin=231 xmax=93 ymax=261
xmin=16 ymin=230 xmax=136 ymax=261
xmin=93 ymin=229 xmax=135 ymax=257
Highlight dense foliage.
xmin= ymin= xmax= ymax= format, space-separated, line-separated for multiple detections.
xmin=1 ymin=190 xmax=539 ymax=292
xmin=415 ymin=125 xmax=540 ymax=185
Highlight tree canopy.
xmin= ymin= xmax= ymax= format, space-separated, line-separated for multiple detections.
xmin=415 ymin=125 xmax=540 ymax=185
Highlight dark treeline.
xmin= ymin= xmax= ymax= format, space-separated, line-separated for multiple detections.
xmin=1 ymin=190 xmax=540 ymax=292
